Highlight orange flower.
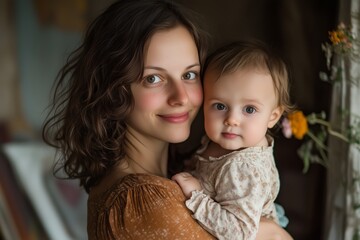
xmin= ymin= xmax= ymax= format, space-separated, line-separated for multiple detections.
xmin=329 ymin=30 xmax=341 ymax=45
xmin=327 ymin=23 xmax=354 ymax=53
xmin=287 ymin=111 xmax=308 ymax=140
xmin=329 ymin=30 xmax=348 ymax=45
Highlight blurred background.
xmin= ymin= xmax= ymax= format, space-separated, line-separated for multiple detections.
xmin=0 ymin=0 xmax=359 ymax=239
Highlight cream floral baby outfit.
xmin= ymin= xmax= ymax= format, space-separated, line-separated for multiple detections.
xmin=186 ymin=136 xmax=280 ymax=240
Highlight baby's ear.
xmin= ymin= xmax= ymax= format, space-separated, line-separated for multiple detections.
xmin=268 ymin=106 xmax=283 ymax=128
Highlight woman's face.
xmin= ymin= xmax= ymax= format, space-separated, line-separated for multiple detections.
xmin=126 ymin=25 xmax=203 ymax=144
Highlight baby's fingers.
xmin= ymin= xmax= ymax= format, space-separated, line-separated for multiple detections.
xmin=171 ymin=172 xmax=192 ymax=182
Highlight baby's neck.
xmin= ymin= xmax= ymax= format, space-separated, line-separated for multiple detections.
xmin=256 ymin=137 xmax=270 ymax=147
xmin=203 ymin=137 xmax=269 ymax=159
xmin=202 ymin=141 xmax=235 ymax=158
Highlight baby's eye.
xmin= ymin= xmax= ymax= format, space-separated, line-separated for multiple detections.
xmin=244 ymin=106 xmax=256 ymax=114
xmin=182 ymin=71 xmax=197 ymax=80
xmin=144 ymin=75 xmax=161 ymax=84
xmin=214 ymin=103 xmax=227 ymax=111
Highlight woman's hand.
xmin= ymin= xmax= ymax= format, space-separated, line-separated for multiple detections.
xmin=257 ymin=217 xmax=293 ymax=240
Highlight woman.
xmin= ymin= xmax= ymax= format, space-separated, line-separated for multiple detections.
xmin=43 ymin=0 xmax=293 ymax=239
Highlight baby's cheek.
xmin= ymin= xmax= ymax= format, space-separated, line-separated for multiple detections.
xmin=204 ymin=119 xmax=219 ymax=141
xmin=245 ymin=123 xmax=268 ymax=145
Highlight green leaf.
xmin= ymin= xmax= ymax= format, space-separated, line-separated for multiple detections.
xmin=298 ymin=141 xmax=313 ymax=173
xmin=352 ymin=230 xmax=360 ymax=240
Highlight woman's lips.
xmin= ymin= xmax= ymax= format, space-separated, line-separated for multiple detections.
xmin=158 ymin=112 xmax=189 ymax=123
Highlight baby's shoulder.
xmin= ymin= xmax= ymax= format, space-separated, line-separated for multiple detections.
xmin=218 ymin=151 xmax=274 ymax=177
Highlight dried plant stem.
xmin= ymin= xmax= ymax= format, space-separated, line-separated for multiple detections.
xmin=309 ymin=117 xmax=350 ymax=142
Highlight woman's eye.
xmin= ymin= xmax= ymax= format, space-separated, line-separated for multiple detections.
xmin=244 ymin=106 xmax=256 ymax=114
xmin=144 ymin=75 xmax=161 ymax=84
xmin=182 ymin=71 xmax=197 ymax=80
xmin=214 ymin=103 xmax=227 ymax=111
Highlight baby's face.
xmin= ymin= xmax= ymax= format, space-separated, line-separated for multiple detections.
xmin=203 ymin=67 xmax=282 ymax=150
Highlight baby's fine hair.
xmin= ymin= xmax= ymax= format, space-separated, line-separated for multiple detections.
xmin=42 ymin=0 xmax=209 ymax=192
xmin=203 ymin=40 xmax=293 ymax=115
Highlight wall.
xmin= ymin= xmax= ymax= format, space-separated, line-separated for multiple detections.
xmin=0 ymin=0 xmax=23 ymax=139
xmin=13 ymin=0 xmax=84 ymax=139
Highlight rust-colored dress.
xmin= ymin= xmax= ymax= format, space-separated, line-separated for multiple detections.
xmin=87 ymin=173 xmax=215 ymax=239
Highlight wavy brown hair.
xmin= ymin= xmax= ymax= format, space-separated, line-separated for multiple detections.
xmin=42 ymin=0 xmax=209 ymax=193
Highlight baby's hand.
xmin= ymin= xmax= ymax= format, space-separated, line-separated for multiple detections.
xmin=171 ymin=172 xmax=202 ymax=199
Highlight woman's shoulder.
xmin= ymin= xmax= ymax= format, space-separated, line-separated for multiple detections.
xmin=88 ymin=174 xmax=216 ymax=239
xmin=88 ymin=174 xmax=183 ymax=209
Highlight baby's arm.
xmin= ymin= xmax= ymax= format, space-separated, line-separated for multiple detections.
xmin=184 ymin=161 xmax=271 ymax=240
xmin=171 ymin=172 xmax=202 ymax=198
xmin=172 ymin=171 xmax=292 ymax=240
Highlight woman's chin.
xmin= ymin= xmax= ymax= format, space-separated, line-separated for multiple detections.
xmin=167 ymin=132 xmax=190 ymax=143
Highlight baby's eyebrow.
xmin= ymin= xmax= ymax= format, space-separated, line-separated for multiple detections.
xmin=241 ymin=98 xmax=264 ymax=106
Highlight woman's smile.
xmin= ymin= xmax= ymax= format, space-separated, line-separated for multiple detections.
xmin=158 ymin=111 xmax=190 ymax=123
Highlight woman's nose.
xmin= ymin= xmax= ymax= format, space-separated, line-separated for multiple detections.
xmin=168 ymin=82 xmax=189 ymax=106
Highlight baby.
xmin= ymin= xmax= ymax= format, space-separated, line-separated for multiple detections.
xmin=173 ymin=40 xmax=293 ymax=240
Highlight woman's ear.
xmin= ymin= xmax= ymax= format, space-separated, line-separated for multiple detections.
xmin=268 ymin=106 xmax=283 ymax=128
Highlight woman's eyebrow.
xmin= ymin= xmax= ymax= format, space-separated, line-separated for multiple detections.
xmin=143 ymin=66 xmax=165 ymax=71
xmin=186 ymin=63 xmax=200 ymax=69
xmin=144 ymin=63 xmax=200 ymax=71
